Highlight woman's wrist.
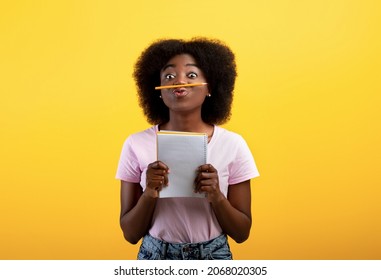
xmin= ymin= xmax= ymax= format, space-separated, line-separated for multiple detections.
xmin=142 ymin=188 xmax=159 ymax=199
xmin=209 ymin=191 xmax=226 ymax=206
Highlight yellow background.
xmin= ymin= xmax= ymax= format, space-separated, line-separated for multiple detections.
xmin=1 ymin=0 xmax=380 ymax=259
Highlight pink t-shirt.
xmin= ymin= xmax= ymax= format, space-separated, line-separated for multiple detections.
xmin=116 ymin=125 xmax=259 ymax=243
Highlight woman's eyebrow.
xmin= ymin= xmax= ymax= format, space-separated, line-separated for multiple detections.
xmin=162 ymin=64 xmax=175 ymax=71
xmin=161 ymin=63 xmax=199 ymax=71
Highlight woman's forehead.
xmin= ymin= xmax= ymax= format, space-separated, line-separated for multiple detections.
xmin=161 ymin=54 xmax=199 ymax=71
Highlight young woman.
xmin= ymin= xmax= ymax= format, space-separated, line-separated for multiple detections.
xmin=116 ymin=38 xmax=259 ymax=260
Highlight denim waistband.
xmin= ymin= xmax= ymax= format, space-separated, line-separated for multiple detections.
xmin=138 ymin=234 xmax=232 ymax=260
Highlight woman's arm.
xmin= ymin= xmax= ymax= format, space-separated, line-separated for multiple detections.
xmin=119 ymin=181 xmax=157 ymax=244
xmin=211 ymin=180 xmax=252 ymax=243
xmin=195 ymin=164 xmax=252 ymax=243
xmin=119 ymin=161 xmax=169 ymax=244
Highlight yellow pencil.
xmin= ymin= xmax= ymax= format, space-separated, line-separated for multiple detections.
xmin=155 ymin=83 xmax=208 ymax=90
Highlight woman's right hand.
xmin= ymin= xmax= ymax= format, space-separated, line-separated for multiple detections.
xmin=145 ymin=161 xmax=170 ymax=198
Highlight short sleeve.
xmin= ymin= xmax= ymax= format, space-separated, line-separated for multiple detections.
xmin=115 ymin=136 xmax=141 ymax=183
xmin=228 ymin=136 xmax=259 ymax=185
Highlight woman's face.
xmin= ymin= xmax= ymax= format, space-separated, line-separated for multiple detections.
xmin=159 ymin=54 xmax=209 ymax=114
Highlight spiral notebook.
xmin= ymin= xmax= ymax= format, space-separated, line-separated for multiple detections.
xmin=157 ymin=131 xmax=207 ymax=198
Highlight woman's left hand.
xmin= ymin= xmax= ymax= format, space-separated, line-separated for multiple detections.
xmin=195 ymin=164 xmax=224 ymax=204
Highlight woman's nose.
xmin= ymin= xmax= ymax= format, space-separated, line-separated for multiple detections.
xmin=173 ymin=74 xmax=187 ymax=85
xmin=173 ymin=81 xmax=186 ymax=85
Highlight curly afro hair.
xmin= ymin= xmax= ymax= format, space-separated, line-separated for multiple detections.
xmin=133 ymin=37 xmax=237 ymax=125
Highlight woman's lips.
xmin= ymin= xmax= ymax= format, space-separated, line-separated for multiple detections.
xmin=172 ymin=88 xmax=188 ymax=97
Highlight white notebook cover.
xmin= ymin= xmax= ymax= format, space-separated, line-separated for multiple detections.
xmin=157 ymin=131 xmax=207 ymax=198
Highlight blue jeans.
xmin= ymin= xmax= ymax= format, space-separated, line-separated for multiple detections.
xmin=138 ymin=234 xmax=233 ymax=260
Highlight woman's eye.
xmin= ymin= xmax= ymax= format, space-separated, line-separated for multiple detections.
xmin=165 ymin=74 xmax=175 ymax=79
xmin=188 ymin=72 xmax=198 ymax=78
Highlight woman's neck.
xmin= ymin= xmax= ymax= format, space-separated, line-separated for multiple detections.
xmin=160 ymin=112 xmax=213 ymax=134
